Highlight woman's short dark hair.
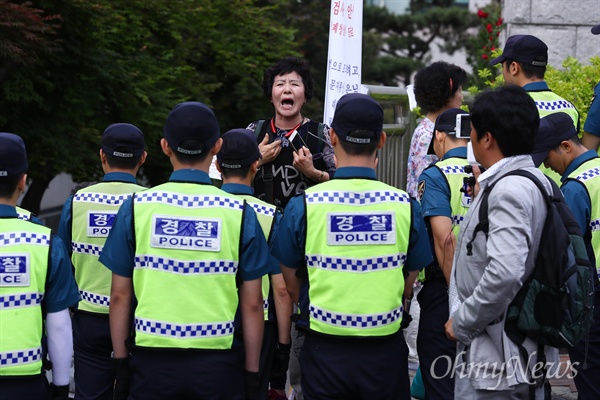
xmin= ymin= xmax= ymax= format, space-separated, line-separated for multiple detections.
xmin=470 ymin=85 xmax=539 ymax=157
xmin=263 ymin=57 xmax=314 ymax=101
xmin=413 ymin=61 xmax=468 ymax=113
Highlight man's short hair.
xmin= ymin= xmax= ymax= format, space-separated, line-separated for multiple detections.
xmin=503 ymin=58 xmax=546 ymax=80
xmin=263 ymin=57 xmax=314 ymax=101
xmin=0 ymin=174 xmax=23 ymax=199
xmin=105 ymin=153 xmax=143 ymax=170
xmin=470 ymin=85 xmax=539 ymax=157
xmin=338 ymin=130 xmax=380 ymax=155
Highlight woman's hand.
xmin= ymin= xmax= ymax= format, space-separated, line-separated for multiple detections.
xmin=258 ymin=134 xmax=281 ymax=166
xmin=293 ymin=146 xmax=319 ymax=180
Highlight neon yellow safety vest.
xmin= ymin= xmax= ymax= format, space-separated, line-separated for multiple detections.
xmin=566 ymin=157 xmax=600 ymax=274
xmin=433 ymin=157 xmax=471 ymax=237
xmin=16 ymin=207 xmax=31 ymax=221
xmin=529 ymin=90 xmax=580 ymax=185
xmin=132 ymin=182 xmax=244 ymax=349
xmin=71 ymin=181 xmax=144 ymax=314
xmin=239 ymin=194 xmax=276 ymax=321
xmin=304 ymin=179 xmax=411 ymax=337
xmin=0 ymin=218 xmax=50 ymax=376
xmin=418 ymin=156 xmax=471 ymax=282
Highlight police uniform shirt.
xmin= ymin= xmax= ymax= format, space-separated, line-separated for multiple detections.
xmin=99 ymin=169 xmax=272 ymax=281
xmin=1 ymin=204 xmax=80 ymax=312
xmin=584 ymin=83 xmax=600 ymax=138
xmin=559 ymin=150 xmax=599 ymax=286
xmin=57 ymin=172 xmax=138 ymax=246
xmin=220 ymin=182 xmax=282 ymax=276
xmin=271 ymin=166 xmax=433 ymax=271
xmin=418 ymin=147 xmax=468 ymax=218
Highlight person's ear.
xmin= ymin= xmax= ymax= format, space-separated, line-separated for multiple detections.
xmin=210 ymin=138 xmax=223 ymax=156
xmin=376 ymin=131 xmax=387 ymax=150
xmin=330 ymin=128 xmax=339 ymax=146
xmin=160 ymin=138 xmax=172 ymax=157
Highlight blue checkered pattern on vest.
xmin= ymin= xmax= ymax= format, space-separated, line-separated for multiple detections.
xmin=134 ymin=255 xmax=238 ymax=275
xmin=0 ymin=346 xmax=42 ymax=366
xmin=80 ymin=290 xmax=110 ymax=307
xmin=0 ymin=232 xmax=50 ymax=247
xmin=263 ymin=299 xmax=269 ymax=310
xmin=575 ymin=167 xmax=600 ymax=182
xmin=591 ymin=219 xmax=600 ymax=232
xmin=135 ymin=317 xmax=235 ymax=338
xmin=249 ymin=203 xmax=275 ymax=217
xmin=440 ymin=165 xmax=466 ymax=175
xmin=73 ymin=192 xmax=132 ymax=206
xmin=452 ymin=215 xmax=465 ymax=226
xmin=72 ymin=242 xmax=102 ymax=257
xmin=305 ymin=253 xmax=406 ymax=272
xmin=306 ymin=190 xmax=410 ymax=205
xmin=135 ymin=192 xmax=244 ymax=210
xmin=309 ymin=304 xmax=403 ymax=329
xmin=535 ymin=100 xmax=576 ymax=111
xmin=0 ymin=293 xmax=43 ymax=309
xmin=16 ymin=212 xmax=29 ymax=221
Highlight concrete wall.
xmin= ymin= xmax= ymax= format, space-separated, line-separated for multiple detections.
xmin=502 ymin=0 xmax=600 ymax=67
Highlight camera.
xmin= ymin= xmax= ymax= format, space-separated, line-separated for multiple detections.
xmin=455 ymin=114 xmax=471 ymax=139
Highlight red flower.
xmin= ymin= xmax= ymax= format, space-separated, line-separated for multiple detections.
xmin=489 ymin=36 xmax=494 ymax=41
xmin=496 ymin=17 xmax=503 ymax=26
xmin=486 ymin=23 xmax=493 ymax=33
xmin=482 ymin=45 xmax=487 ymax=50
xmin=477 ymin=9 xmax=489 ymax=18
xmin=491 ymin=47 xmax=496 ymax=51
xmin=497 ymin=32 xmax=501 ymax=37
xmin=482 ymin=54 xmax=489 ymax=60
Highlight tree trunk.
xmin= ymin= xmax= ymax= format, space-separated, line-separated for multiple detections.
xmin=20 ymin=177 xmax=50 ymax=215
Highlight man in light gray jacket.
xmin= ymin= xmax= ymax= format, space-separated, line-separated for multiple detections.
xmin=445 ymin=85 xmax=558 ymax=399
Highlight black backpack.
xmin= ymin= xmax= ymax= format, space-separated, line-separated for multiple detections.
xmin=467 ymin=169 xmax=595 ymax=349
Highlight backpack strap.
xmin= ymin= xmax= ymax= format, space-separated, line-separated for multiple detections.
xmin=465 ymin=170 xmax=553 ymax=256
xmin=317 ymin=122 xmax=324 ymax=153
xmin=254 ymin=120 xmax=265 ymax=140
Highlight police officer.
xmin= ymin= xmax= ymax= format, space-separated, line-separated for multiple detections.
xmin=416 ymin=108 xmax=471 ymax=399
xmin=531 ymin=112 xmax=600 ymax=400
xmin=15 ymin=206 xmax=44 ymax=224
xmin=0 ymin=132 xmax=80 ymax=399
xmin=490 ymin=34 xmax=580 ymax=184
xmin=216 ymin=129 xmax=293 ymax=399
xmin=57 ymin=123 xmax=147 ymax=399
xmin=99 ymin=102 xmax=271 ymax=400
xmin=271 ymin=93 xmax=433 ymax=399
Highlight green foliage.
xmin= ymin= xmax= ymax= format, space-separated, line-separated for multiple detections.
xmin=468 ymin=56 xmax=600 ymax=129
xmin=363 ymin=0 xmax=478 ymax=86
xmin=0 ymin=0 xmax=298 ymax=211
xmin=465 ymin=1 xmax=503 ymax=89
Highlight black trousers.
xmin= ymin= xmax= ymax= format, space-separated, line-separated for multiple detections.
xmin=73 ymin=311 xmax=114 ymax=400
xmin=300 ymin=330 xmax=410 ymax=400
xmin=0 ymin=374 xmax=50 ymax=399
xmin=258 ymin=321 xmax=277 ymax=398
xmin=417 ymin=277 xmax=455 ymax=400
xmin=568 ymin=292 xmax=600 ymax=400
xmin=128 ymin=346 xmax=245 ymax=400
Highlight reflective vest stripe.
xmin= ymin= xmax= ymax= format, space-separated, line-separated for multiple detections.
xmin=72 ymin=242 xmax=102 ymax=256
xmin=306 ymin=191 xmax=411 ymax=205
xmin=309 ymin=304 xmax=403 ymax=329
xmin=0 ymin=347 xmax=42 ymax=367
xmin=135 ymin=317 xmax=234 ymax=338
xmin=248 ymin=202 xmax=276 ymax=218
xmin=535 ymin=100 xmax=577 ymax=112
xmin=0 ymin=293 xmax=43 ymax=309
xmin=452 ymin=215 xmax=465 ymax=226
xmin=134 ymin=255 xmax=238 ymax=275
xmin=0 ymin=233 xmax=50 ymax=247
xmin=134 ymin=193 xmax=244 ymax=210
xmin=574 ymin=167 xmax=600 ymax=182
xmin=73 ymin=192 xmax=133 ymax=205
xmin=438 ymin=165 xmax=466 ymax=175
xmin=306 ymin=253 xmax=406 ymax=272
xmin=263 ymin=299 xmax=269 ymax=311
xmin=592 ymin=220 xmax=600 ymax=232
xmin=79 ymin=290 xmax=109 ymax=308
